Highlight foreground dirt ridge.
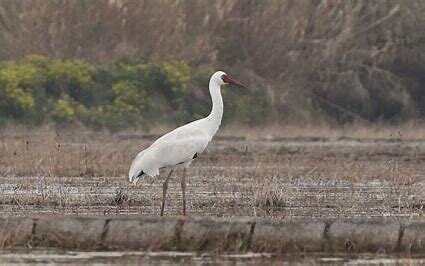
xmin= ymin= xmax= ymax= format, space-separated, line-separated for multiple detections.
xmin=0 ymin=216 xmax=424 ymax=253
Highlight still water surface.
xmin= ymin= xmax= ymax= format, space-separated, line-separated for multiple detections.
xmin=1 ymin=250 xmax=424 ymax=265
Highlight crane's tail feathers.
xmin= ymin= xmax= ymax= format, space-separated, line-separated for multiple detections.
xmin=129 ymin=167 xmax=145 ymax=184
xmin=129 ymin=150 xmax=148 ymax=184
xmin=132 ymin=176 xmax=140 ymax=185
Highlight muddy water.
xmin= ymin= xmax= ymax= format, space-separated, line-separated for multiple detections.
xmin=0 ymin=175 xmax=422 ymax=220
xmin=0 ymin=139 xmax=424 ymax=219
xmin=1 ymin=250 xmax=425 ymax=265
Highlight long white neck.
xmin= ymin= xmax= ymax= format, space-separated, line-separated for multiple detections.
xmin=205 ymin=79 xmax=223 ymax=137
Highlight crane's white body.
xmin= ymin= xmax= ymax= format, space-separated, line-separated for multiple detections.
xmin=128 ymin=71 xmax=226 ymax=183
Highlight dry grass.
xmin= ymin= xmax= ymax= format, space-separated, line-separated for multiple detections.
xmin=1 ymin=122 xmax=425 ymax=178
xmin=2 ymin=1 xmax=425 ymax=124
xmin=222 ymin=122 xmax=425 ymax=141
xmin=0 ymin=124 xmax=140 ymax=177
xmin=0 ymin=124 xmax=424 ymax=219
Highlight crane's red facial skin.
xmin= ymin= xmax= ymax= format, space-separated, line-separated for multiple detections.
xmin=221 ymin=74 xmax=246 ymax=88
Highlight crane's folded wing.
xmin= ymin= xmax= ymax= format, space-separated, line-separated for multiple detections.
xmin=129 ymin=137 xmax=209 ymax=177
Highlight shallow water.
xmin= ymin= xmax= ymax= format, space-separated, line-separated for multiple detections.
xmin=1 ymin=250 xmax=425 ymax=265
xmin=1 ymin=139 xmax=423 ymax=220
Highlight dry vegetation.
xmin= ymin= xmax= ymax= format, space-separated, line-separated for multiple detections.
xmin=1 ymin=0 xmax=425 ymax=123
xmin=0 ymin=124 xmax=423 ymax=219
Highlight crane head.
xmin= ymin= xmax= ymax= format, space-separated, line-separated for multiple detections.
xmin=221 ymin=74 xmax=246 ymax=88
xmin=212 ymin=71 xmax=247 ymax=88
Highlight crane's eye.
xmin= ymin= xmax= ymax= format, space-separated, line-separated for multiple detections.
xmin=221 ymin=74 xmax=230 ymax=83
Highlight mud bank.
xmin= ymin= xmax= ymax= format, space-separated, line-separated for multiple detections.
xmin=0 ymin=216 xmax=424 ymax=253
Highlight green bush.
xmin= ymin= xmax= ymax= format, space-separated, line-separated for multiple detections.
xmin=0 ymin=55 xmax=265 ymax=129
xmin=52 ymin=98 xmax=75 ymax=122
xmin=47 ymin=58 xmax=95 ymax=104
xmin=0 ymin=60 xmax=38 ymax=118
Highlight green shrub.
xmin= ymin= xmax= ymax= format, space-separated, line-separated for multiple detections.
xmin=47 ymin=59 xmax=95 ymax=104
xmin=0 ymin=55 xmax=264 ymax=128
xmin=0 ymin=60 xmax=38 ymax=118
xmin=52 ymin=98 xmax=75 ymax=122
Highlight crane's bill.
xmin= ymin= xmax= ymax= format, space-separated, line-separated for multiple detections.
xmin=221 ymin=74 xmax=247 ymax=88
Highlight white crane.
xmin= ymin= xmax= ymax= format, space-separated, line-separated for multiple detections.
xmin=128 ymin=71 xmax=245 ymax=216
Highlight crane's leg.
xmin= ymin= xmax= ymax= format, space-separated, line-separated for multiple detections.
xmin=181 ymin=168 xmax=187 ymax=216
xmin=160 ymin=169 xmax=174 ymax=216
